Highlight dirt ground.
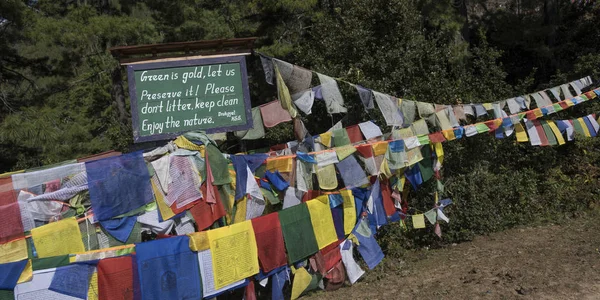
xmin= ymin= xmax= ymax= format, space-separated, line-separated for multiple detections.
xmin=305 ymin=214 xmax=600 ymax=300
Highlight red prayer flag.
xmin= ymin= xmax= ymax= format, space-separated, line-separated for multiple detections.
xmin=525 ymin=110 xmax=537 ymax=121
xmin=97 ymin=256 xmax=134 ymax=300
xmin=320 ymin=240 xmax=343 ymax=271
xmin=302 ymin=190 xmax=322 ymax=202
xmin=260 ymin=100 xmax=292 ymax=128
xmin=533 ymin=120 xmax=549 ymax=146
xmin=190 ymin=183 xmax=226 ymax=231
xmin=380 ymin=179 xmax=396 ymax=217
xmin=428 ymin=132 xmax=446 ymax=143
xmin=346 ymin=125 xmax=364 ymax=144
xmin=250 ymin=213 xmax=287 ymax=273
xmin=0 ymin=177 xmax=24 ymax=244
xmin=559 ymin=101 xmax=569 ymax=109
xmin=355 ymin=144 xmax=374 ymax=158
xmin=245 ymin=280 xmax=257 ymax=300
xmin=269 ymin=143 xmax=287 ymax=152
xmin=484 ymin=120 xmax=499 ymax=131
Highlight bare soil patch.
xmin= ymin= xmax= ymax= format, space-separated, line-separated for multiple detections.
xmin=306 ymin=214 xmax=600 ymax=299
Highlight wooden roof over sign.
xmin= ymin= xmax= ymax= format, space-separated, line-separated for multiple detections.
xmin=108 ymin=37 xmax=257 ymax=64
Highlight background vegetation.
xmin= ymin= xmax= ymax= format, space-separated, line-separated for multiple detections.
xmin=1 ymin=0 xmax=599 ymax=254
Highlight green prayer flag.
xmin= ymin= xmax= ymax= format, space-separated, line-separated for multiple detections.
xmin=541 ymin=121 xmax=557 ymax=146
xmin=332 ymin=128 xmax=351 ymax=147
xmin=417 ymin=134 xmax=430 ymax=145
xmin=32 ymin=255 xmax=71 ymax=271
xmin=418 ymin=146 xmax=434 ymax=182
xmin=261 ymin=187 xmax=280 ymax=205
xmin=552 ymin=103 xmax=563 ymax=113
xmin=572 ymin=119 xmax=586 ymax=137
xmin=206 ymin=144 xmax=231 ymax=185
xmin=424 ymin=209 xmax=437 ymax=225
xmin=436 ymin=179 xmax=444 ymax=194
xmin=475 ymin=123 xmax=490 ymax=133
xmin=278 ymin=203 xmax=319 ymax=264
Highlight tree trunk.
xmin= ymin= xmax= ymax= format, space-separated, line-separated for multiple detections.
xmin=111 ymin=66 xmax=129 ymax=127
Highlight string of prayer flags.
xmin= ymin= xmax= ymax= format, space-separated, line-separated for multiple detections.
xmin=279 ymin=203 xmax=319 ymax=264
xmin=207 ymin=220 xmax=259 ymax=289
xmin=135 ymin=236 xmax=202 ymax=300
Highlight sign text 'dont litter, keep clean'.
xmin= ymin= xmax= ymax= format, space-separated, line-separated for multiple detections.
xmin=127 ymin=56 xmax=252 ymax=142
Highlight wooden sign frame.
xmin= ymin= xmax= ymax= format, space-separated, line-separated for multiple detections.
xmin=127 ymin=55 xmax=252 ymax=143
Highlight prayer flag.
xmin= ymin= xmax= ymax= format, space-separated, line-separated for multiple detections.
xmin=86 ymin=151 xmax=153 ymax=221
xmin=306 ymin=196 xmax=339 ymax=250
xmin=135 ymin=236 xmax=202 ymax=300
xmin=207 ymin=220 xmax=259 ymax=289
xmin=251 ymin=213 xmax=287 ymax=273
xmin=97 ymin=256 xmax=134 ymax=300
xmin=31 ymin=217 xmax=85 ymax=258
xmin=279 ymin=203 xmax=319 ymax=264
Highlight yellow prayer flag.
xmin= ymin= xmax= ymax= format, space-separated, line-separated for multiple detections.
xmin=547 ymin=122 xmax=566 ymax=145
xmin=174 ymin=136 xmax=205 ymax=155
xmin=207 ymin=220 xmax=259 ymax=290
xmin=266 ymin=157 xmax=293 ymax=173
xmin=565 ymin=99 xmax=575 ymax=106
xmin=31 ymin=217 xmax=85 ymax=258
xmin=412 ymin=214 xmax=426 ymax=229
xmin=319 ymin=131 xmax=332 ymax=148
xmin=515 ymin=123 xmax=529 ymax=142
xmin=380 ymin=159 xmax=392 ymax=179
xmin=372 ymin=142 xmax=388 ymax=156
xmin=335 ymin=145 xmax=357 ymax=161
xmin=87 ymin=271 xmax=98 ymax=300
xmin=291 ymin=267 xmax=312 ymax=300
xmin=306 ymin=197 xmax=338 ymax=250
xmin=442 ymin=129 xmax=456 ymax=141
xmin=316 ymin=164 xmax=338 ymax=190
xmin=577 ymin=118 xmax=592 ymax=137
xmin=341 ymin=190 xmax=356 ymax=235
xmin=188 ymin=231 xmax=210 ymax=251
xmin=433 ymin=142 xmax=444 ymax=165
xmin=233 ymin=197 xmax=248 ymax=224
xmin=152 ymin=179 xmax=176 ymax=221
xmin=405 ymin=147 xmax=423 ymax=166
xmin=482 ymin=103 xmax=493 ymax=110
xmin=275 ymin=64 xmax=298 ymax=118
xmin=533 ymin=108 xmax=543 ymax=118
xmin=398 ymin=128 xmax=415 ymax=138
xmin=16 ymin=260 xmax=32 ymax=284
xmin=0 ymin=239 xmax=28 ymax=264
